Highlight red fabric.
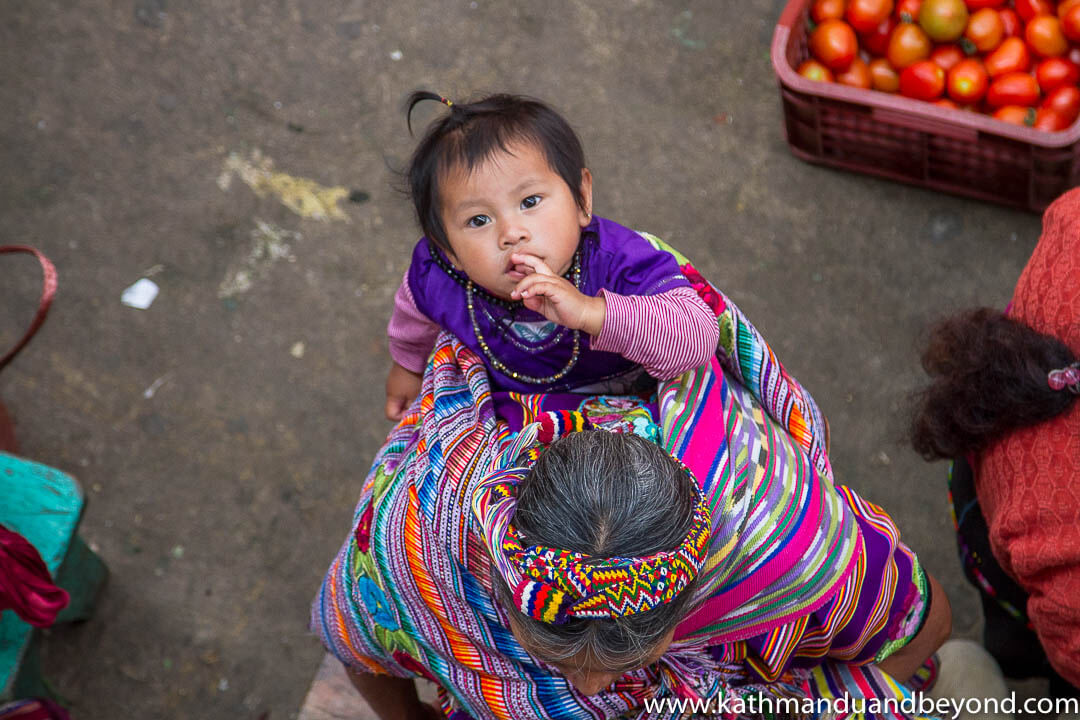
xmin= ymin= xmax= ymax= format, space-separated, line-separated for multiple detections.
xmin=0 ymin=525 xmax=69 ymax=628
xmin=0 ymin=699 xmax=70 ymax=720
xmin=977 ymin=187 xmax=1080 ymax=688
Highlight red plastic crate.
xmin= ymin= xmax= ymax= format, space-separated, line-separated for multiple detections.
xmin=771 ymin=0 xmax=1080 ymax=212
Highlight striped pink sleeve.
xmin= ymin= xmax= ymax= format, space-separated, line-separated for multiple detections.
xmin=591 ymin=286 xmax=719 ymax=380
xmin=387 ymin=273 xmax=439 ymax=374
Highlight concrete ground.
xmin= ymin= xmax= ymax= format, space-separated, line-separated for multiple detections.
xmin=0 ymin=1 xmax=1049 ymax=718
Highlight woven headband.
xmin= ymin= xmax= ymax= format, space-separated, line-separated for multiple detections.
xmin=472 ymin=415 xmax=711 ymax=625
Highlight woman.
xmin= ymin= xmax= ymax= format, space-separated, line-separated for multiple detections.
xmin=313 ymin=250 xmax=950 ymax=719
xmin=911 ymin=188 xmax=1080 ymax=699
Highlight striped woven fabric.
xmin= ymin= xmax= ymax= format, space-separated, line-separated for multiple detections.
xmin=311 ymin=250 xmax=935 ymax=719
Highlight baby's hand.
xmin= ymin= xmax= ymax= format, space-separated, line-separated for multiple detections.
xmin=385 ymin=361 xmax=422 ymax=421
xmin=509 ymin=253 xmax=605 ymax=335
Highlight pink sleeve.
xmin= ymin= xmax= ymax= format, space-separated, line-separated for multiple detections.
xmin=387 ymin=274 xmax=439 ymax=374
xmin=591 ymin=286 xmax=719 ymax=380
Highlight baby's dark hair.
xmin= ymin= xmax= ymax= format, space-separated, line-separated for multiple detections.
xmin=403 ymin=91 xmax=588 ymax=251
xmin=910 ymin=308 xmax=1079 ymax=460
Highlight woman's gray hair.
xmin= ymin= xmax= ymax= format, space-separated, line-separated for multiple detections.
xmin=494 ymin=430 xmax=701 ymax=671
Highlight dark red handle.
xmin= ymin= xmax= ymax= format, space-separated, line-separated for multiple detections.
xmin=0 ymin=246 xmax=57 ymax=371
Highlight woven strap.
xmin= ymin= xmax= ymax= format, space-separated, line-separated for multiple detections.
xmin=0 ymin=246 xmax=57 ymax=371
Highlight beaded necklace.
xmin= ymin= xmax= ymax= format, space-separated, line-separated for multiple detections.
xmin=429 ymin=243 xmax=585 ymax=385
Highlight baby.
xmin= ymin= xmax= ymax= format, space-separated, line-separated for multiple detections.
xmin=385 ymin=91 xmax=719 ymax=420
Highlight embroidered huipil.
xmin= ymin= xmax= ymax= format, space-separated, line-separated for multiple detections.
xmin=387 ymin=216 xmax=719 ymax=393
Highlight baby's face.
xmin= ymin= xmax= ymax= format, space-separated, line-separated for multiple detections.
xmin=438 ymin=141 xmax=592 ymax=300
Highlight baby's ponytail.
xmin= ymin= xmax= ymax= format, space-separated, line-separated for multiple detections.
xmin=911 ymin=308 xmax=1079 ymax=460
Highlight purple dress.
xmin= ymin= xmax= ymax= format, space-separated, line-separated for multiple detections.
xmin=406 ymin=216 xmax=690 ymax=393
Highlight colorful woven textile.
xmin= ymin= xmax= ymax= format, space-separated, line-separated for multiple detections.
xmin=312 ymin=250 xmax=933 ymax=719
xmin=473 ymin=449 xmax=713 ymax=624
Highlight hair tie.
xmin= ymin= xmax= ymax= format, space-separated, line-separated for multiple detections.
xmin=439 ymin=95 xmax=453 ymax=108
xmin=1048 ymin=362 xmax=1080 ymax=393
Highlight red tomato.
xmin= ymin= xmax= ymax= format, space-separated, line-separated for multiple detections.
xmin=889 ymin=22 xmax=934 ymax=67
xmin=1035 ymin=107 xmax=1073 ymax=130
xmin=935 ymin=98 xmax=960 ymax=108
xmin=984 ymin=37 xmax=1031 ymax=77
xmin=896 ymin=0 xmax=923 ymax=20
xmin=963 ymin=0 xmax=1005 ymax=7
xmin=993 ymin=105 xmax=1037 ymax=124
xmin=963 ymin=7 xmax=1004 ymax=52
xmin=1035 ymin=57 xmax=1080 ymax=93
xmin=1015 ymin=0 xmax=1055 ymax=23
xmin=986 ymin=71 xmax=1042 ymax=106
xmin=869 ymin=57 xmax=902 ymax=90
xmin=799 ymin=59 xmax=836 ymax=82
xmin=931 ymin=44 xmax=966 ymax=69
xmin=1041 ymin=85 xmax=1080 ymax=123
xmin=1069 ymin=47 xmax=1080 ymax=66
xmin=812 ymin=0 xmax=848 ymax=23
xmin=998 ymin=8 xmax=1021 ymax=37
xmin=900 ymin=59 xmax=947 ymax=98
xmin=947 ymin=57 xmax=990 ymax=102
xmin=810 ymin=19 xmax=859 ymax=71
xmin=1026 ymin=16 xmax=1069 ymax=57
xmin=1060 ymin=0 xmax=1080 ymax=14
xmin=1060 ymin=3 xmax=1080 ymax=42
xmin=847 ymin=0 xmax=894 ymax=32
xmin=837 ymin=56 xmax=873 ymax=87
xmin=861 ymin=15 xmax=898 ymax=55
xmin=919 ymin=0 xmax=970 ymax=42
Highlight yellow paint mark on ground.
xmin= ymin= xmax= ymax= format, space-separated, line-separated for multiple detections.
xmin=217 ymin=149 xmax=349 ymax=222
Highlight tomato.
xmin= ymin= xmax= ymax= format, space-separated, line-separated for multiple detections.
xmin=896 ymin=0 xmax=923 ymax=20
xmin=810 ymin=19 xmax=858 ymax=71
xmin=1015 ymin=0 xmax=1055 ymax=23
xmin=1026 ymin=16 xmax=1068 ymax=57
xmin=993 ymin=105 xmax=1036 ymax=125
xmin=869 ymin=57 xmax=902 ymax=90
xmin=900 ymin=59 xmax=947 ymax=98
xmin=919 ymin=0 xmax=969 ymax=41
xmin=963 ymin=0 xmax=1005 ymax=8
xmin=930 ymin=44 xmax=965 ymax=69
xmin=1060 ymin=3 xmax=1080 ymax=42
xmin=812 ymin=0 xmax=848 ymax=23
xmin=1041 ymin=85 xmax=1080 ymax=123
xmin=1060 ymin=0 xmax=1080 ymax=15
xmin=986 ymin=71 xmax=1042 ymax=106
xmin=861 ymin=15 xmax=898 ymax=55
xmin=799 ymin=59 xmax=836 ymax=82
xmin=963 ymin=7 xmax=1004 ymax=52
xmin=935 ymin=98 xmax=960 ymax=108
xmin=1035 ymin=57 xmax=1080 ymax=93
xmin=998 ymin=8 xmax=1021 ymax=37
xmin=847 ymin=0 xmax=894 ymax=32
xmin=984 ymin=37 xmax=1031 ymax=77
xmin=889 ymin=22 xmax=933 ymax=67
xmin=837 ymin=56 xmax=873 ymax=87
xmin=1034 ymin=107 xmax=1073 ymax=130
xmin=947 ymin=57 xmax=989 ymax=102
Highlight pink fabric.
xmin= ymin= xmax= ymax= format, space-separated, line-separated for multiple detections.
xmin=387 ymin=277 xmax=719 ymax=381
xmin=0 ymin=525 xmax=69 ymax=628
xmin=0 ymin=699 xmax=71 ymax=720
xmin=387 ymin=273 xmax=440 ymax=373
xmin=977 ymin=187 xmax=1080 ymax=687
xmin=592 ymin=286 xmax=718 ymax=380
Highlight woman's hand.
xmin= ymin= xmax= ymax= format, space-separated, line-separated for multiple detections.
xmin=509 ymin=253 xmax=606 ymax=335
xmin=385 ymin=361 xmax=422 ymax=421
